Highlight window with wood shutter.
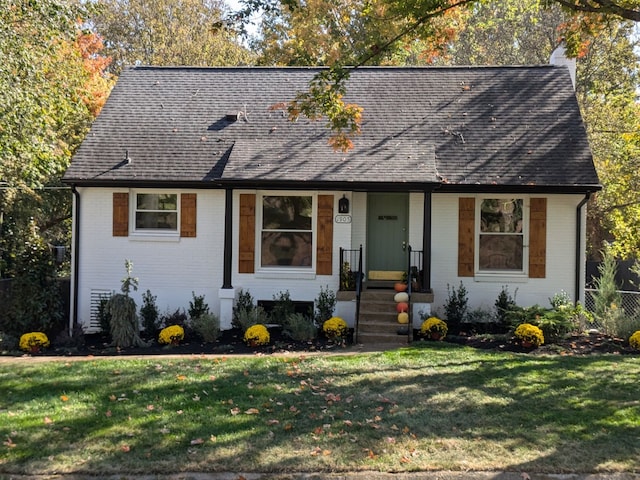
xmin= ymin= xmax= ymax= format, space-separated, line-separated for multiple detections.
xmin=113 ymin=192 xmax=129 ymax=237
xmin=112 ymin=192 xmax=197 ymax=238
xmin=242 ymin=192 xmax=334 ymax=274
xmin=239 ymin=194 xmax=256 ymax=273
xmin=316 ymin=195 xmax=334 ymax=275
xmin=458 ymin=196 xmax=546 ymax=278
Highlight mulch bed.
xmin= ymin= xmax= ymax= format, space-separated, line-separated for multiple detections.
xmin=4 ymin=329 xmax=638 ymax=358
xmin=447 ymin=331 xmax=638 ymax=355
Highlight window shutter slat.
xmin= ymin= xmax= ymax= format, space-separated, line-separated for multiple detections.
xmin=113 ymin=192 xmax=129 ymax=237
xmin=529 ymin=198 xmax=547 ymax=278
xmin=180 ymin=193 xmax=197 ymax=238
xmin=458 ymin=197 xmax=475 ymax=277
xmin=316 ymin=195 xmax=334 ymax=275
xmin=239 ymin=194 xmax=256 ymax=274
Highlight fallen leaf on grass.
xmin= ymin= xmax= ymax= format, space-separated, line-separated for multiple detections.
xmin=244 ymin=408 xmax=259 ymax=415
xmin=310 ymin=446 xmax=331 ymax=456
xmin=190 ymin=438 xmax=204 ymax=445
xmin=121 ymin=445 xmax=130 ymax=452
xmin=60 ymin=395 xmax=69 ymax=402
xmin=365 ymin=448 xmax=378 ymax=459
xmin=44 ymin=417 xmax=54 ymax=425
xmin=230 ymin=407 xmax=241 ymax=415
xmin=267 ymin=419 xmax=280 ymax=425
xmin=3 ymin=437 xmax=16 ymax=448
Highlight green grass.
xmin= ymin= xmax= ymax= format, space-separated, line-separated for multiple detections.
xmin=1 ymin=343 xmax=639 ymax=475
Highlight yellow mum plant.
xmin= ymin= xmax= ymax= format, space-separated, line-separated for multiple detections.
xmin=158 ymin=325 xmax=185 ymax=345
xmin=322 ymin=316 xmax=348 ymax=341
xmin=19 ymin=332 xmax=50 ymax=352
xmin=420 ymin=317 xmax=448 ymax=339
xmin=629 ymin=330 xmax=640 ymax=350
xmin=244 ymin=324 xmax=270 ymax=346
xmin=514 ymin=323 xmax=544 ymax=347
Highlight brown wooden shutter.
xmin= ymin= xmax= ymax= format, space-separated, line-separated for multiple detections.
xmin=529 ymin=198 xmax=547 ymax=278
xmin=113 ymin=192 xmax=129 ymax=237
xmin=316 ymin=195 xmax=334 ymax=275
xmin=180 ymin=193 xmax=197 ymax=238
xmin=458 ymin=197 xmax=475 ymax=277
xmin=239 ymin=194 xmax=256 ymax=273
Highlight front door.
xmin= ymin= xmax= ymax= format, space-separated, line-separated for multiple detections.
xmin=367 ymin=193 xmax=409 ymax=279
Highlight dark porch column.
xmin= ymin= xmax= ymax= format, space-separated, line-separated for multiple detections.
xmin=222 ymin=188 xmax=233 ymax=289
xmin=422 ymin=191 xmax=432 ymax=291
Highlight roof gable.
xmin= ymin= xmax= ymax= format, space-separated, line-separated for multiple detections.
xmin=64 ymin=66 xmax=599 ymax=190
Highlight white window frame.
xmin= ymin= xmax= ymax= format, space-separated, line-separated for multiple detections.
xmin=475 ymin=195 xmax=529 ymax=279
xmin=255 ymin=191 xmax=317 ymax=274
xmin=131 ymin=190 xmax=180 ymax=237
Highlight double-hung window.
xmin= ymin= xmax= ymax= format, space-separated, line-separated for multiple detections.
xmin=134 ymin=193 xmax=178 ymax=232
xmin=478 ymin=198 xmax=525 ymax=273
xmin=260 ymin=195 xmax=314 ymax=268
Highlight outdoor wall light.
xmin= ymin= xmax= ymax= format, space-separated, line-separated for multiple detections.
xmin=339 ymin=194 xmax=350 ymax=214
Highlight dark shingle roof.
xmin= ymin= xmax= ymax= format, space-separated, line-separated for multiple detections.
xmin=63 ymin=66 xmax=599 ymax=190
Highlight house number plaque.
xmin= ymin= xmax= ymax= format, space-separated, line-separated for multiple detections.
xmin=335 ymin=215 xmax=352 ymax=224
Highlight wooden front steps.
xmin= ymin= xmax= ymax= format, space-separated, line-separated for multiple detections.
xmin=357 ymin=289 xmax=409 ymax=346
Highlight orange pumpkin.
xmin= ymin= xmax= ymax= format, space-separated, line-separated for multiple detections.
xmin=396 ymin=302 xmax=409 ymax=313
xmin=394 ymin=282 xmax=407 ymax=292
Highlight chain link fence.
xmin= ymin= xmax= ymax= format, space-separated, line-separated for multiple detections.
xmin=584 ymin=288 xmax=640 ymax=333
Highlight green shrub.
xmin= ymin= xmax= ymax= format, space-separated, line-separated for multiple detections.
xmin=314 ymin=285 xmax=336 ymax=324
xmin=271 ymin=290 xmax=295 ymax=326
xmin=495 ymin=286 xmax=518 ymax=326
xmin=592 ymin=248 xmax=622 ymax=323
xmin=534 ymin=310 xmax=575 ymax=342
xmin=140 ymin=290 xmax=159 ymax=337
xmin=106 ymin=260 xmax=147 ymax=348
xmin=160 ymin=308 xmax=188 ymax=328
xmin=0 ymin=331 xmax=18 ymax=352
xmin=97 ymin=294 xmax=112 ymax=335
xmin=236 ymin=306 xmax=270 ymax=333
xmin=232 ymin=289 xmax=255 ymax=329
xmin=191 ymin=313 xmax=221 ymax=343
xmin=188 ymin=292 xmax=209 ymax=320
xmin=444 ymin=282 xmax=468 ymax=326
xmin=283 ymin=313 xmax=317 ymax=341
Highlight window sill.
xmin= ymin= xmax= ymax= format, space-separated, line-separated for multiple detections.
xmin=254 ymin=269 xmax=317 ymax=280
xmin=129 ymin=232 xmax=180 ymax=242
xmin=474 ymin=273 xmax=529 ymax=283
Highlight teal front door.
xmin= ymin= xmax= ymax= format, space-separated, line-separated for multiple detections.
xmin=367 ymin=193 xmax=409 ymax=278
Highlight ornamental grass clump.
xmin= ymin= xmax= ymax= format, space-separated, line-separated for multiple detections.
xmin=19 ymin=332 xmax=50 ymax=352
xmin=244 ymin=324 xmax=270 ymax=346
xmin=629 ymin=330 xmax=640 ymax=350
xmin=514 ymin=322 xmax=544 ymax=347
xmin=158 ymin=325 xmax=185 ymax=345
xmin=420 ymin=317 xmax=448 ymax=339
xmin=322 ymin=316 xmax=348 ymax=342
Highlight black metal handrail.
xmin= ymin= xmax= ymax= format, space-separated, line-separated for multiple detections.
xmin=406 ymin=246 xmax=425 ymax=343
xmin=354 ymin=245 xmax=363 ymax=344
xmin=339 ymin=246 xmax=364 ymax=343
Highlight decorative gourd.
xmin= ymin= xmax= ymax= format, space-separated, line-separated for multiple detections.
xmin=394 ymin=292 xmax=409 ymax=303
xmin=397 ymin=312 xmax=409 ymax=324
xmin=396 ymin=302 xmax=409 ymax=313
xmin=394 ymin=282 xmax=407 ymax=292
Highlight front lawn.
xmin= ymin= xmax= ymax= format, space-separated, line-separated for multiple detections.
xmin=0 ymin=342 xmax=638 ymax=475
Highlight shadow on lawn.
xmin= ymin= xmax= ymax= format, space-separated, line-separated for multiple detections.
xmin=0 ymin=342 xmax=638 ymax=475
